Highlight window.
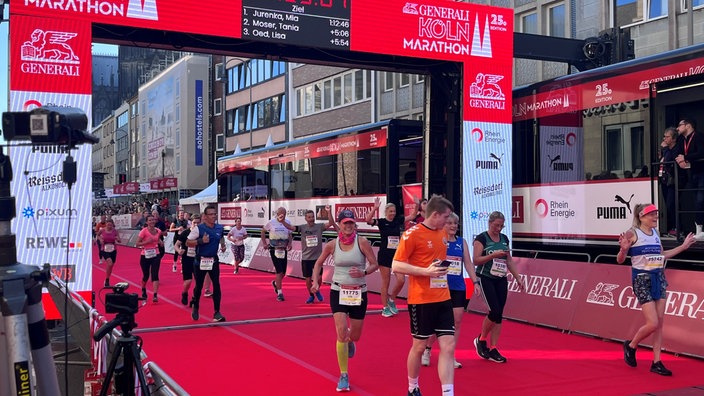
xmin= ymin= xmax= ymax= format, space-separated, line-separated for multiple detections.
xmin=399 ymin=73 xmax=410 ymax=88
xmin=214 ymin=98 xmax=222 ymax=116
xmin=230 ymin=94 xmax=286 ymax=134
xmin=548 ymin=4 xmax=566 ymax=37
xmin=215 ymin=63 xmax=224 ymax=81
xmin=648 ymin=0 xmax=667 ymax=18
xmin=216 ymin=134 xmax=224 ymax=151
xmin=293 ymin=70 xmax=372 ymax=117
xmin=415 ymin=74 xmax=425 ymax=84
xmin=226 ymin=59 xmax=287 ymax=94
xmin=604 ymin=123 xmax=644 ymax=175
xmin=521 ymin=12 xmax=538 ymax=34
xmin=384 ymin=72 xmax=394 ymax=91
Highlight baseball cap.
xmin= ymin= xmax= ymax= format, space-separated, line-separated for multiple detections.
xmin=337 ymin=210 xmax=356 ymax=223
xmin=639 ymin=204 xmax=658 ymax=217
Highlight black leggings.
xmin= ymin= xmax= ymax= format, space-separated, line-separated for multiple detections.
xmin=192 ymin=258 xmax=222 ymax=312
xmin=479 ymin=275 xmax=508 ymax=324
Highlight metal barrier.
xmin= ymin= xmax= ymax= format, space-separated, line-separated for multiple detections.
xmin=47 ymin=276 xmax=190 ymax=395
xmin=511 ymin=248 xmax=592 ymax=263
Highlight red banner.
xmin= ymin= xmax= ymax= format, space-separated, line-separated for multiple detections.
xmin=467 ymin=258 xmax=704 ymax=357
xmin=11 ymin=0 xmax=242 ymax=39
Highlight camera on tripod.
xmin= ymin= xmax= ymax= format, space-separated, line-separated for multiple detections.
xmin=105 ymin=282 xmax=140 ymax=315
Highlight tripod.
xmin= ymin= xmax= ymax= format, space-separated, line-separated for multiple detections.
xmin=0 ymin=148 xmax=61 ymax=396
xmin=94 ymin=312 xmax=150 ymax=396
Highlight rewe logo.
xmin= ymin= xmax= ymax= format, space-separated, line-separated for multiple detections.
xmin=470 ymin=15 xmax=492 ymax=58
xmin=127 ymin=0 xmax=159 ymax=21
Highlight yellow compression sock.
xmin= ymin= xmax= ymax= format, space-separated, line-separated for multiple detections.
xmin=336 ymin=341 xmax=349 ymax=373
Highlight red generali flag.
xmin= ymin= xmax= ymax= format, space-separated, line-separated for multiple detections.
xmin=10 ymin=15 xmax=92 ymax=94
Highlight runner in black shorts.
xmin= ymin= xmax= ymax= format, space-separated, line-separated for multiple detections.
xmin=175 ymin=214 xmax=201 ymax=306
xmin=97 ymin=219 xmax=121 ymax=287
xmin=365 ymin=197 xmax=417 ymax=317
xmin=421 ymin=212 xmax=480 ymax=369
xmin=262 ymin=207 xmax=293 ymax=301
xmin=311 ymin=209 xmax=378 ymax=392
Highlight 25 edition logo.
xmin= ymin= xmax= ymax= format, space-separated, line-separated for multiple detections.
xmin=15 ymin=361 xmax=31 ymax=395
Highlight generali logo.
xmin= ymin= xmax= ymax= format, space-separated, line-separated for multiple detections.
xmin=23 ymin=0 xmax=159 ymax=21
xmin=21 ymin=29 xmax=80 ymax=77
xmin=469 ymin=73 xmax=505 ymax=110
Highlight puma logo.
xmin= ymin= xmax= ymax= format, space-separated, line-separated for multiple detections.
xmin=547 ymin=154 xmax=561 ymax=166
xmin=615 ymin=194 xmax=634 ymax=214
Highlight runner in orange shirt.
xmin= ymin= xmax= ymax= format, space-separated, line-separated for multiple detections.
xmin=392 ymin=195 xmax=455 ymax=396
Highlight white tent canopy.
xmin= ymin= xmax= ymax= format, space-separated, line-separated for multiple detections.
xmin=180 ymin=181 xmax=217 ymax=213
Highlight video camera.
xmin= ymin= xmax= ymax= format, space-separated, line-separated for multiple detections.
xmin=1 ymin=106 xmax=98 ymax=146
xmin=105 ymin=282 xmax=140 ymax=315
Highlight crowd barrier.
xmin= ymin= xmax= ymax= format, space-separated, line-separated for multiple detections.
xmin=112 ymin=231 xmax=703 ymax=358
xmin=467 ymin=257 xmax=704 ymax=358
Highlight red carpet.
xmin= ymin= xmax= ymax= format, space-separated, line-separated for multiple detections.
xmin=93 ymin=247 xmax=704 ymax=395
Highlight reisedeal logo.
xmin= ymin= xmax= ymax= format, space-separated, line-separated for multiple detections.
xmin=24 ymin=0 xmax=158 ymax=21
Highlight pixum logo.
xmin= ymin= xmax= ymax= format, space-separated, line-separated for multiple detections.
xmin=22 ymin=206 xmax=78 ymax=220
xmin=20 ymin=29 xmax=80 ymax=77
xmin=24 ymin=0 xmax=159 ymax=21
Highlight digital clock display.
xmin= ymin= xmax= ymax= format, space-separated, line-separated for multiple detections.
xmin=242 ymin=0 xmax=351 ymax=50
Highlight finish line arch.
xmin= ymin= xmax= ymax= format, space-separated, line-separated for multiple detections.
xmin=8 ymin=0 xmax=513 ymax=298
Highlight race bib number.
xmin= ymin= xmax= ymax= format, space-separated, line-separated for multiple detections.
xmin=187 ymin=247 xmax=196 ymax=257
xmin=200 ymin=257 xmax=214 ymax=270
xmin=447 ymin=256 xmax=462 ymax=276
xmin=387 ymin=236 xmax=399 ymax=249
xmin=305 ymin=235 xmax=319 ymax=248
xmin=430 ymin=274 xmax=448 ymax=288
xmin=645 ymin=255 xmax=665 ymax=270
xmin=103 ymin=244 xmax=115 ymax=253
xmin=339 ymin=285 xmax=362 ymax=306
xmin=274 ymin=248 xmax=286 ymax=259
xmin=144 ymin=248 xmax=157 ymax=259
xmin=490 ymin=258 xmax=508 ymax=277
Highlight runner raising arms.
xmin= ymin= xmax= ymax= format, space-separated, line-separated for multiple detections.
xmin=311 ymin=209 xmax=378 ymax=392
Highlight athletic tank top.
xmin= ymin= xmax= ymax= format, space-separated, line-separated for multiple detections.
xmin=331 ymin=235 xmax=367 ymax=292
xmin=101 ymin=229 xmax=118 ymax=244
xmin=475 ymin=231 xmax=510 ymax=279
xmin=446 ymin=236 xmax=465 ymax=291
xmin=628 ymin=228 xmax=664 ymax=271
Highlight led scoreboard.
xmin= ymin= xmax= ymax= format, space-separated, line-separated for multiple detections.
xmin=242 ymin=0 xmax=351 ymax=50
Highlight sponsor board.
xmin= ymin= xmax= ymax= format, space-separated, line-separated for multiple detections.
xmin=512 ymin=179 xmax=655 ymax=240
xmin=468 ymin=258 xmax=704 ymax=357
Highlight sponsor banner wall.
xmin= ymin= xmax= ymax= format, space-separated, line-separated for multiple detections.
xmin=9 ymin=14 xmax=93 ymax=295
xmin=512 ymin=179 xmax=656 ymax=240
xmin=468 ymin=258 xmax=704 ymax=357
xmin=218 ymin=195 xmax=386 ymax=231
xmin=462 ymin=121 xmax=513 ymax=244
xmin=539 ymin=126 xmax=584 ymax=183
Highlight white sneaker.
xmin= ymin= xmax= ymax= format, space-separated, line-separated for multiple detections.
xmin=172 ymin=264 xmax=177 ymax=272
xmin=454 ymin=360 xmax=463 ymax=369
xmin=421 ymin=348 xmax=431 ymax=366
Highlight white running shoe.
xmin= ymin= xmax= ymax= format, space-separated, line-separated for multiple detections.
xmin=421 ymin=348 xmax=431 ymax=366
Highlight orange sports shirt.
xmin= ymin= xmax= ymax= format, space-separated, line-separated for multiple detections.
xmin=393 ymin=223 xmax=449 ymax=304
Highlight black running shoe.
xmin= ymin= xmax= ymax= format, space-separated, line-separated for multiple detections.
xmin=104 ymin=279 xmax=110 ymax=287
xmin=191 ymin=307 xmax=199 ymax=320
xmin=623 ymin=340 xmax=637 ymax=367
xmin=650 ymin=361 xmax=672 ymax=376
xmin=474 ymin=337 xmax=489 ymax=359
xmin=408 ymin=387 xmax=422 ymax=396
xmin=487 ymin=348 xmax=507 ymax=363
xmin=181 ymin=292 xmax=188 ymax=306
xmin=213 ymin=311 xmax=226 ymax=322
xmin=271 ymin=280 xmax=278 ymax=295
